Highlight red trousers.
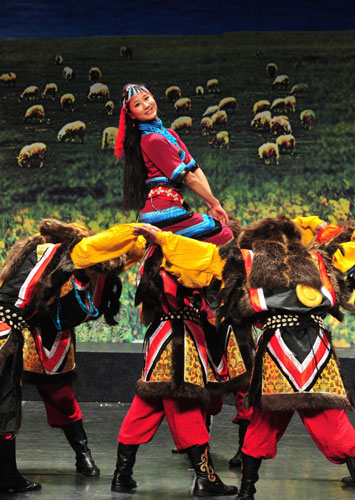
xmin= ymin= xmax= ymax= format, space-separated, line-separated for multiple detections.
xmin=118 ymin=394 xmax=210 ymax=451
xmin=232 ymin=390 xmax=254 ymax=424
xmin=242 ymin=406 xmax=355 ymax=464
xmin=36 ymin=383 xmax=82 ymax=427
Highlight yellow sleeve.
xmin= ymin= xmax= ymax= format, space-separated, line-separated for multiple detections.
xmin=155 ymin=231 xmax=225 ymax=288
xmin=70 ymin=223 xmax=146 ymax=269
xmin=332 ymin=242 xmax=355 ymax=274
xmin=292 ymin=216 xmax=326 ymax=245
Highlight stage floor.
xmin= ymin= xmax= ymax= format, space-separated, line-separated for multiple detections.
xmin=7 ymin=401 xmax=355 ymax=500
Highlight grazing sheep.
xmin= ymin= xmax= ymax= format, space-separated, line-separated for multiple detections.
xmin=165 ymin=86 xmax=182 ymax=102
xmin=170 ymin=116 xmax=192 ymax=135
xmin=258 ymin=143 xmax=279 ymax=165
xmin=284 ymin=95 xmax=296 ymax=112
xmin=0 ymin=72 xmax=16 ymax=87
xmin=203 ymin=105 xmax=219 ymax=117
xmin=54 ymin=54 xmax=63 ymax=65
xmin=63 ymin=66 xmax=74 ymax=80
xmin=17 ymin=142 xmax=46 ymax=168
xmin=253 ymin=100 xmax=270 ymax=115
xmin=270 ymin=115 xmax=292 ymax=136
xmin=195 ymin=85 xmax=204 ymax=96
xmin=24 ymin=104 xmax=45 ymax=123
xmin=207 ymin=78 xmax=220 ymax=93
xmin=60 ymin=93 xmax=75 ymax=111
xmin=87 ymin=83 xmax=110 ymax=101
xmin=266 ymin=63 xmax=278 ymax=78
xmin=251 ymin=111 xmax=272 ymax=131
xmin=89 ymin=67 xmax=102 ymax=82
xmin=20 ymin=86 xmax=39 ymax=101
xmin=105 ymin=100 xmax=115 ymax=115
xmin=120 ymin=46 xmax=133 ymax=59
xmin=276 ymin=134 xmax=296 ymax=155
xmin=270 ymin=98 xmax=287 ymax=114
xmin=300 ymin=109 xmax=315 ymax=129
xmin=201 ymin=117 xmax=213 ymax=136
xmin=174 ymin=97 xmax=191 ymax=114
xmin=218 ymin=97 xmax=237 ymax=113
xmin=101 ymin=127 xmax=118 ymax=149
xmin=209 ymin=131 xmax=229 ymax=149
xmin=211 ymin=110 xmax=227 ymax=128
xmin=272 ymin=74 xmax=289 ymax=90
xmin=290 ymin=83 xmax=309 ymax=97
xmin=42 ymin=82 xmax=58 ymax=100
xmin=57 ymin=120 xmax=86 ymax=143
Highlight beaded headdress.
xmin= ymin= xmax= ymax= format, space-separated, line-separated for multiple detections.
xmin=114 ymin=83 xmax=152 ymax=160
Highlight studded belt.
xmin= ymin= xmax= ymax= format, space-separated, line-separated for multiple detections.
xmin=159 ymin=305 xmax=200 ymax=324
xmin=0 ymin=304 xmax=26 ymax=331
xmin=261 ymin=313 xmax=324 ymax=331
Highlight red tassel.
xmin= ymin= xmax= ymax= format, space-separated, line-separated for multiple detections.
xmin=114 ymin=107 xmax=127 ymax=160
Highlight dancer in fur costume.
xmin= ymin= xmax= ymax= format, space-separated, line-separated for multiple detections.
xmin=132 ymin=215 xmax=355 ymax=500
xmin=0 ymin=219 xmax=145 ymax=493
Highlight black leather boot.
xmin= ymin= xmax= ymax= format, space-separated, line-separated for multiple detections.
xmin=187 ymin=443 xmax=238 ymax=497
xmin=61 ymin=420 xmax=100 ymax=476
xmin=229 ymin=419 xmax=249 ymax=468
xmin=342 ymin=457 xmax=355 ymax=484
xmin=0 ymin=437 xmax=41 ymax=493
xmin=236 ymin=454 xmax=262 ymax=500
xmin=111 ymin=443 xmax=139 ymax=492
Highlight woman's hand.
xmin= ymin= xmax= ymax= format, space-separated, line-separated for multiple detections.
xmin=208 ymin=204 xmax=229 ymax=225
xmin=133 ymin=223 xmax=162 ymax=242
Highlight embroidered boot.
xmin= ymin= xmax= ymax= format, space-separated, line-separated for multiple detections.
xmin=236 ymin=454 xmax=262 ymax=500
xmin=0 ymin=437 xmax=41 ymax=493
xmin=61 ymin=420 xmax=100 ymax=476
xmin=341 ymin=457 xmax=355 ymax=484
xmin=229 ymin=419 xmax=249 ymax=468
xmin=111 ymin=443 xmax=139 ymax=492
xmin=186 ymin=443 xmax=238 ymax=497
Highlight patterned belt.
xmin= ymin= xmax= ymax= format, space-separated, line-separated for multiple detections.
xmin=0 ymin=304 xmax=26 ymax=331
xmin=148 ymin=186 xmax=184 ymax=204
xmin=261 ymin=313 xmax=324 ymax=331
xmin=159 ymin=305 xmax=200 ymax=324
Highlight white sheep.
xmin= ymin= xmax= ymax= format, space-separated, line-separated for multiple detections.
xmin=272 ymin=74 xmax=289 ymax=90
xmin=89 ymin=67 xmax=102 ymax=82
xmin=174 ymin=97 xmax=191 ymax=114
xmin=270 ymin=115 xmax=292 ymax=136
xmin=17 ymin=143 xmax=46 ymax=168
xmin=207 ymin=78 xmax=220 ymax=93
xmin=24 ymin=104 xmax=45 ymax=123
xmin=165 ymin=86 xmax=182 ymax=102
xmin=87 ymin=83 xmax=110 ymax=101
xmin=253 ymin=100 xmax=270 ymax=115
xmin=57 ymin=120 xmax=86 ymax=143
xmin=218 ymin=97 xmax=237 ymax=113
xmin=60 ymin=93 xmax=75 ymax=111
xmin=209 ymin=131 xmax=229 ymax=149
xmin=170 ymin=116 xmax=192 ymax=134
xmin=0 ymin=72 xmax=16 ymax=87
xmin=290 ymin=83 xmax=309 ymax=97
xmin=63 ymin=66 xmax=74 ymax=80
xmin=251 ymin=111 xmax=272 ymax=131
xmin=266 ymin=63 xmax=278 ymax=78
xmin=20 ymin=86 xmax=39 ymax=101
xmin=54 ymin=54 xmax=63 ymax=65
xmin=270 ymin=98 xmax=287 ymax=114
xmin=284 ymin=95 xmax=296 ymax=112
xmin=105 ymin=100 xmax=115 ymax=115
xmin=300 ymin=109 xmax=315 ymax=129
xmin=102 ymin=127 xmax=118 ymax=149
xmin=276 ymin=134 xmax=296 ymax=155
xmin=258 ymin=143 xmax=279 ymax=165
xmin=42 ymin=83 xmax=58 ymax=100
xmin=211 ymin=110 xmax=227 ymax=128
xmin=201 ymin=117 xmax=213 ymax=136
xmin=195 ymin=86 xmax=204 ymax=96
xmin=203 ymin=105 xmax=219 ymax=117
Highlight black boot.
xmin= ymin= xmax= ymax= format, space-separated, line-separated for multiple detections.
xmin=0 ymin=437 xmax=41 ymax=493
xmin=187 ymin=443 xmax=238 ymax=497
xmin=236 ymin=454 xmax=262 ymax=500
xmin=229 ymin=420 xmax=249 ymax=468
xmin=61 ymin=420 xmax=100 ymax=476
xmin=111 ymin=443 xmax=139 ymax=492
xmin=341 ymin=457 xmax=355 ymax=484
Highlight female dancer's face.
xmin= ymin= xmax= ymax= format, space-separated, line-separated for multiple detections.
xmin=128 ymin=92 xmax=158 ymax=121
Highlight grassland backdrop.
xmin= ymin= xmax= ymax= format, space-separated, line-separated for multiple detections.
xmin=0 ymin=31 xmax=354 ymax=345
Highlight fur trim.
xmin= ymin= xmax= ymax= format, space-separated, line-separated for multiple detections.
xmin=259 ymin=392 xmax=354 ymax=412
xmin=136 ymin=378 xmax=211 ymax=408
xmin=0 ymin=331 xmax=18 ymax=377
xmin=208 ymin=370 xmax=251 ymax=394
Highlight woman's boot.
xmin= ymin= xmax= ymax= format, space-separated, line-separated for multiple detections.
xmin=186 ymin=443 xmax=238 ymax=497
xmin=111 ymin=443 xmax=139 ymax=492
xmin=341 ymin=457 xmax=355 ymax=484
xmin=61 ymin=419 xmax=100 ymax=476
xmin=229 ymin=419 xmax=249 ymax=468
xmin=236 ymin=454 xmax=262 ymax=500
xmin=0 ymin=437 xmax=41 ymax=493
